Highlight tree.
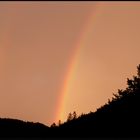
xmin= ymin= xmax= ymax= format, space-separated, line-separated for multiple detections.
xmin=112 ymin=64 xmax=140 ymax=100
xmin=67 ymin=113 xmax=73 ymax=122
xmin=73 ymin=111 xmax=77 ymax=120
xmin=58 ymin=120 xmax=61 ymax=126
xmin=50 ymin=123 xmax=56 ymax=128
xmin=126 ymin=64 xmax=140 ymax=92
xmin=137 ymin=64 xmax=140 ymax=78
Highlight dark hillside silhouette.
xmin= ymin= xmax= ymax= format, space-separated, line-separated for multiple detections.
xmin=52 ymin=64 xmax=140 ymax=138
xmin=0 ymin=64 xmax=140 ymax=138
xmin=0 ymin=118 xmax=49 ymax=137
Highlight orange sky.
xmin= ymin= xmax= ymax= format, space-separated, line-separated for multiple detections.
xmin=0 ymin=2 xmax=140 ymax=126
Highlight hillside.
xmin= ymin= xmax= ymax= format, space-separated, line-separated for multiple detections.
xmin=0 ymin=118 xmax=49 ymax=137
xmin=0 ymin=64 xmax=140 ymax=138
xmin=52 ymin=64 xmax=140 ymax=138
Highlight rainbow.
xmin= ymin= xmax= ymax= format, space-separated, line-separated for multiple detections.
xmin=55 ymin=3 xmax=102 ymax=123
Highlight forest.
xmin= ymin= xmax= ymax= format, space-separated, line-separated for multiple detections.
xmin=0 ymin=64 xmax=140 ymax=137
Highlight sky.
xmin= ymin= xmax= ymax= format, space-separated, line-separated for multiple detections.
xmin=0 ymin=2 xmax=140 ymax=126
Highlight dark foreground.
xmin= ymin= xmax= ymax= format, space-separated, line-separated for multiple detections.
xmin=0 ymin=65 xmax=140 ymax=138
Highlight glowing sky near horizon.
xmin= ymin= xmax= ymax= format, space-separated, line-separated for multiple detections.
xmin=0 ymin=2 xmax=140 ymax=126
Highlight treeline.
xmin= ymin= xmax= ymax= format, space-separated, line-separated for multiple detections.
xmin=50 ymin=64 xmax=140 ymax=138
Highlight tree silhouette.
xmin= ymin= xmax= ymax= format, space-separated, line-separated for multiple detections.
xmin=58 ymin=120 xmax=61 ymax=126
xmin=73 ymin=111 xmax=77 ymax=120
xmin=67 ymin=113 xmax=73 ymax=122
xmin=137 ymin=64 xmax=140 ymax=77
xmin=50 ymin=123 xmax=56 ymax=128
xmin=66 ymin=111 xmax=77 ymax=122
xmin=110 ymin=64 xmax=140 ymax=101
